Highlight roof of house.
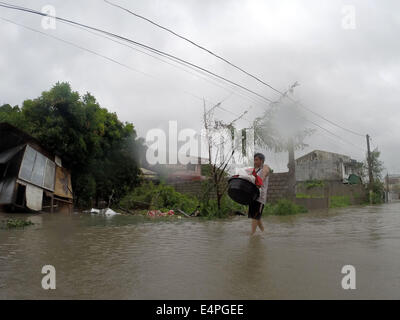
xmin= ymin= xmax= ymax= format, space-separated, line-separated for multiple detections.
xmin=295 ymin=149 xmax=352 ymax=163
xmin=140 ymin=168 xmax=158 ymax=176
xmin=0 ymin=122 xmax=55 ymax=161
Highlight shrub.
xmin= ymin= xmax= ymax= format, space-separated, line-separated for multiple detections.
xmin=200 ymin=195 xmax=247 ymax=219
xmin=1 ymin=219 xmax=34 ymax=229
xmin=119 ymin=182 xmax=199 ymax=213
xmin=264 ymin=199 xmax=308 ymax=216
xmin=329 ymin=195 xmax=351 ymax=208
xmin=370 ymin=181 xmax=385 ymax=204
xmin=296 ymin=193 xmax=324 ymax=199
xmin=370 ymin=192 xmax=383 ymax=204
xmin=305 ymin=180 xmax=324 ymax=189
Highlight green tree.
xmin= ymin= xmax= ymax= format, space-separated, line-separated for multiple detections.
xmin=1 ymin=82 xmax=145 ymax=207
xmin=362 ymin=148 xmax=385 ymax=204
xmin=369 ymin=148 xmax=385 ymax=181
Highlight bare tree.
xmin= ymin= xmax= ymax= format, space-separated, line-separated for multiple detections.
xmin=202 ymin=100 xmax=248 ymax=210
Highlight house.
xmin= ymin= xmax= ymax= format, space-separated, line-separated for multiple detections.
xmin=295 ymin=150 xmax=362 ymax=183
xmin=140 ymin=167 xmax=159 ymax=182
xmin=0 ymin=123 xmax=73 ymax=213
xmin=151 ymin=156 xmax=209 ymax=183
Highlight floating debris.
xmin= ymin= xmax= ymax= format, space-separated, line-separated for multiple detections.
xmin=83 ymin=208 xmax=121 ymax=216
xmin=0 ymin=218 xmax=34 ymax=229
xmin=147 ymin=210 xmax=175 ymax=218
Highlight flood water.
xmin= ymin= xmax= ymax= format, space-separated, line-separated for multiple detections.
xmin=1 ymin=202 xmax=399 ymax=299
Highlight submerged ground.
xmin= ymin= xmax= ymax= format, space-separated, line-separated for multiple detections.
xmin=1 ymin=201 xmax=399 ymax=299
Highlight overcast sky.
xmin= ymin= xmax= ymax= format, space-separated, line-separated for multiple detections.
xmin=0 ymin=0 xmax=399 ymax=173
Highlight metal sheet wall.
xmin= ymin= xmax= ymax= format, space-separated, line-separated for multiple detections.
xmin=19 ymin=145 xmax=55 ymax=191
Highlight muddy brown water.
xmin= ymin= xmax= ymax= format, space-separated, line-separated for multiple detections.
xmin=0 ymin=202 xmax=399 ymax=299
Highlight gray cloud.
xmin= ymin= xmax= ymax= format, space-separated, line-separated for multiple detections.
xmin=0 ymin=0 xmax=399 ymax=173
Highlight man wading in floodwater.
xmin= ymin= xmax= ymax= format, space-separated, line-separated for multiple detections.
xmin=248 ymin=153 xmax=270 ymax=235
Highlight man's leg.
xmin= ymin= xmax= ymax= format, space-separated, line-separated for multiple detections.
xmin=256 ymin=203 xmax=264 ymax=231
xmin=258 ymin=219 xmax=264 ymax=232
xmin=251 ymin=219 xmax=258 ymax=235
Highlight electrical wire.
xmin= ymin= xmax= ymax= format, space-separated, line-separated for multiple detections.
xmin=0 ymin=2 xmax=367 ymax=152
xmin=0 ymin=1 xmax=274 ymax=104
xmin=0 ymin=16 xmax=253 ymax=124
xmin=103 ymin=0 xmax=366 ymax=138
xmin=60 ymin=20 xmax=268 ymax=108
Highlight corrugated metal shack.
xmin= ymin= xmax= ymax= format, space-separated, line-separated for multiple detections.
xmin=0 ymin=123 xmax=73 ymax=213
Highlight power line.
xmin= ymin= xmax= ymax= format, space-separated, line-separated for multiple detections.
xmin=295 ymin=101 xmax=365 ymax=137
xmin=103 ymin=0 xmax=282 ymax=95
xmin=297 ymin=113 xmax=366 ymax=152
xmin=317 ymin=128 xmax=365 ymax=159
xmin=0 ymin=2 xmax=366 ymax=151
xmin=60 ymin=19 xmax=362 ymax=142
xmin=60 ymin=20 xmax=267 ymax=108
xmin=0 ymin=16 xmax=253 ymax=124
xmin=0 ymin=1 xmax=274 ymax=104
xmin=103 ymin=0 xmax=366 ymax=138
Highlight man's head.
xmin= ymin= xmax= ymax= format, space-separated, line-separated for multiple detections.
xmin=254 ymin=153 xmax=265 ymax=168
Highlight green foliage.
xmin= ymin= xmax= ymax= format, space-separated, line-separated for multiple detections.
xmin=120 ymin=182 xmax=199 ymax=213
xmin=120 ymin=180 xmax=246 ymax=219
xmin=1 ymin=218 xmax=34 ymax=229
xmin=370 ymin=181 xmax=385 ymax=204
xmin=0 ymin=104 xmax=25 ymax=128
xmin=200 ymin=164 xmax=211 ymax=177
xmin=264 ymin=199 xmax=308 ymax=216
xmin=199 ymin=195 xmax=247 ymax=219
xmin=370 ymin=149 xmax=385 ymax=181
xmin=370 ymin=192 xmax=383 ymax=204
xmin=360 ymin=148 xmax=384 ymax=182
xmin=329 ymin=195 xmax=351 ymax=208
xmin=296 ymin=193 xmax=324 ymax=199
xmin=296 ymin=193 xmax=311 ymax=199
xmin=304 ymin=180 xmax=324 ymax=189
xmin=1 ymin=82 xmax=145 ymax=207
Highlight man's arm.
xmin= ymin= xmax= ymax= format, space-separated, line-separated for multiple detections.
xmin=261 ymin=164 xmax=270 ymax=180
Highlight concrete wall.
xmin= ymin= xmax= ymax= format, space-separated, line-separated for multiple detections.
xmin=388 ymin=192 xmax=400 ymax=201
xmin=266 ymin=172 xmax=290 ymax=203
xmin=166 ymin=180 xmax=206 ymax=198
xmin=296 ymin=180 xmax=366 ymax=205
xmin=296 ymin=159 xmax=344 ymax=181
xmin=167 ymin=173 xmax=291 ymax=203
xmin=295 ymin=150 xmax=351 ymax=182
xmin=165 ymin=172 xmax=367 ymax=210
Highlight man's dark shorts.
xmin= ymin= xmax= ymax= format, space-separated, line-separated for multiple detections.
xmin=248 ymin=200 xmax=264 ymax=220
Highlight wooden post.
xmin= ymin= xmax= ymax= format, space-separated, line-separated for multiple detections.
xmin=366 ymin=134 xmax=373 ymax=204
xmin=50 ymin=195 xmax=54 ymax=213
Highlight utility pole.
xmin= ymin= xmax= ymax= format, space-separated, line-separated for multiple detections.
xmin=287 ymin=137 xmax=296 ymax=200
xmin=366 ymin=134 xmax=373 ymax=204
xmin=286 ymin=84 xmax=299 ymax=201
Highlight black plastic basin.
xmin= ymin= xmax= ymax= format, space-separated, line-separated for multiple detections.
xmin=228 ymin=177 xmax=260 ymax=205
